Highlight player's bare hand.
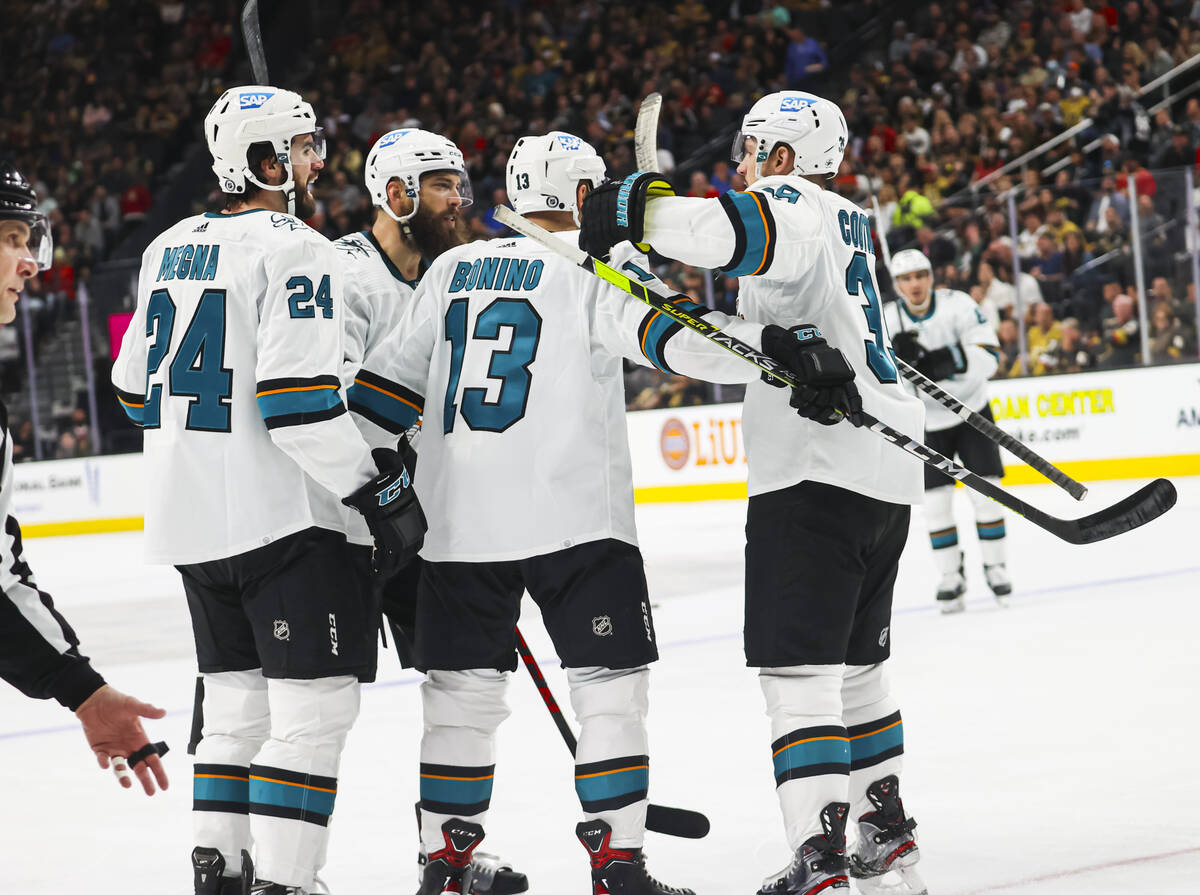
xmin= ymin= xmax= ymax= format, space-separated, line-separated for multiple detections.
xmin=75 ymin=684 xmax=169 ymax=795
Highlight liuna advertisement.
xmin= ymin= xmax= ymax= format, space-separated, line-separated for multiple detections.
xmin=628 ymin=363 xmax=1200 ymax=502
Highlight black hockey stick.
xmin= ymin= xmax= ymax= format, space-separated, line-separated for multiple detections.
xmin=514 ymin=627 xmax=711 ymax=839
xmin=494 ymin=206 xmax=1176 ymax=545
xmin=894 ymin=358 xmax=1089 ymax=500
xmin=241 ymin=0 xmax=270 ymax=83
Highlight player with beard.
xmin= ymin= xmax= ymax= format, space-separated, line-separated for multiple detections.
xmin=334 ymin=130 xmax=528 ymax=894
xmin=112 ymin=87 xmax=426 ymax=894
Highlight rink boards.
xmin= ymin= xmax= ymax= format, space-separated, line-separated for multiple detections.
xmin=12 ymin=362 xmax=1200 ymax=534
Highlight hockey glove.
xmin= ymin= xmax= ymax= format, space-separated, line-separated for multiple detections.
xmin=343 ymin=446 xmax=427 ymax=578
xmin=579 ymin=171 xmax=675 ymax=260
xmin=915 ymin=343 xmax=967 ymax=381
xmin=760 ymin=324 xmax=863 ymax=426
xmin=890 ymin=330 xmax=924 ymax=365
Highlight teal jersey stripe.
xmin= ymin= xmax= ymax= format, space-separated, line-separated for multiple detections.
xmin=575 ymin=766 xmax=650 ymax=804
xmin=640 ymin=299 xmax=706 ymax=373
xmin=723 ymin=191 xmax=772 ymax=278
xmin=420 ymin=775 xmax=494 ymax=807
xmin=194 ymin=775 xmax=248 ymax=804
xmin=347 ymin=381 xmax=420 ymax=430
xmin=930 ymin=531 xmax=959 ymax=549
xmin=977 ymin=523 xmax=1007 ymax=540
xmin=772 ymin=737 xmax=850 ymax=779
xmin=851 ymin=721 xmax=904 ymax=764
xmin=256 ymin=386 xmax=342 ymax=421
xmin=249 ymin=777 xmax=336 ymax=817
xmin=118 ymin=400 xmax=145 ymax=426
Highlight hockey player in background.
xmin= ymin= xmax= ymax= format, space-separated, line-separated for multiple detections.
xmin=333 ymin=128 xmax=526 ymax=894
xmin=0 ymin=162 xmax=169 ymax=799
xmin=884 ymin=249 xmax=1011 ymax=612
xmin=580 ymin=92 xmax=929 ymax=895
xmin=356 ymin=130 xmax=852 ymax=895
xmin=111 ymin=87 xmax=425 ymax=895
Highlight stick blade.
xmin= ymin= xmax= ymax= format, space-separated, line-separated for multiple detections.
xmin=241 ymin=0 xmax=270 ymax=84
xmin=646 ymin=803 xmax=710 ymax=839
xmin=635 ymin=93 xmax=663 ymax=171
xmin=1054 ymin=478 xmax=1177 ymax=544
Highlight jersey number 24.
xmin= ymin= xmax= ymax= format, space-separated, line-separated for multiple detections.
xmin=144 ymin=288 xmax=233 ymax=431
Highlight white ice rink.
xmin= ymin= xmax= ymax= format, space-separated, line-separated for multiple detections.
xmin=4 ymin=477 xmax=1199 ymax=894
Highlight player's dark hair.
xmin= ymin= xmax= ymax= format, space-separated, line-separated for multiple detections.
xmin=221 ymin=142 xmax=277 ymax=210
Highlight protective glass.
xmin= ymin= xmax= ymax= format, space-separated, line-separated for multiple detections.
xmin=420 ymin=169 xmax=473 ymax=208
xmin=731 ymin=132 xmax=757 ymax=164
xmin=27 ymin=215 xmax=53 ymax=270
xmin=288 ymin=127 xmax=327 ymax=163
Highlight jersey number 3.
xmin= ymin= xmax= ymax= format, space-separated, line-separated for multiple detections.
xmin=846 ymin=252 xmax=898 ymax=383
xmin=443 ymin=298 xmax=542 ymax=434
xmin=144 ymin=288 xmax=233 ymax=431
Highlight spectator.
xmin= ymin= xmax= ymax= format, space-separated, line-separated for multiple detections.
xmin=785 ymin=27 xmax=827 ymax=88
xmin=1034 ymin=317 xmax=1097 ymax=375
xmin=1149 ymin=302 xmax=1192 ymax=363
xmin=70 ymin=408 xmax=93 ymax=456
xmin=1026 ymin=302 xmax=1062 ymax=359
xmin=1086 ymin=176 xmax=1131 ymax=233
xmin=686 ymin=170 xmax=718 ymax=199
xmin=996 ymin=318 xmax=1025 ymax=377
xmin=1099 ymin=293 xmax=1141 ymax=367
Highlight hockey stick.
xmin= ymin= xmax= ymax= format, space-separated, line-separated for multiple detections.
xmin=494 ymin=205 xmax=1177 ymax=544
xmin=241 ymin=0 xmax=270 ymax=83
xmin=894 ymin=358 xmax=1089 ymax=500
xmin=513 ymin=627 xmax=711 ymax=840
xmin=634 ymin=93 xmax=663 ymax=172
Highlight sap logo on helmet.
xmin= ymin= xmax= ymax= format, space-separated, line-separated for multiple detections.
xmin=377 ymin=129 xmax=411 ymax=149
xmin=239 ymin=91 xmax=275 ymax=110
xmin=779 ymin=96 xmax=816 ymax=112
xmin=556 ymin=134 xmax=584 ymax=151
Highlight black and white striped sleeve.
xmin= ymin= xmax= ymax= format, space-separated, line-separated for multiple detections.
xmin=0 ymin=410 xmax=104 ymax=710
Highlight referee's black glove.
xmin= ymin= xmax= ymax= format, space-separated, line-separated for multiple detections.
xmin=343 ymin=444 xmax=427 ymax=578
xmin=760 ymin=324 xmax=863 ymax=426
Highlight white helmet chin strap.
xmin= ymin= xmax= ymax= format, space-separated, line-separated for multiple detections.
xmin=245 ymin=162 xmax=298 ymax=215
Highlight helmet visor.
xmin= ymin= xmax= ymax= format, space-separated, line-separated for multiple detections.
xmin=731 ymin=131 xmax=758 ymax=164
xmin=419 ymin=169 xmax=473 ymax=209
xmin=27 ymin=215 xmax=53 ymax=271
xmin=288 ymin=128 xmax=326 ymax=164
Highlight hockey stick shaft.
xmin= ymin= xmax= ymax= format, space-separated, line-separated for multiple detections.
xmin=514 ymin=627 xmax=711 ymax=839
xmin=895 ymin=359 xmax=1088 ymax=500
xmin=494 ymin=205 xmax=1176 ymax=544
xmin=241 ymin=0 xmax=270 ymax=83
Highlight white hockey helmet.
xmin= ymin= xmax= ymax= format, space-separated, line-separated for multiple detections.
xmin=889 ymin=248 xmax=932 ymax=278
xmin=507 ymin=131 xmax=607 ymax=225
xmin=731 ymin=91 xmax=848 ymax=179
xmin=205 ymin=86 xmax=325 ymax=215
xmin=364 ymin=128 xmax=472 ymax=224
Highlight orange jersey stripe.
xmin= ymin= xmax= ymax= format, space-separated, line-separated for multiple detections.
xmin=248 ymin=775 xmax=337 ymax=794
xmin=419 ymin=773 xmax=495 ymax=782
xmin=850 ymin=719 xmax=903 ymax=740
xmin=255 ymin=383 xmax=339 ymax=398
xmin=574 ymin=765 xmax=650 ymax=780
xmin=353 ymin=377 xmax=423 ymax=412
xmin=747 ymin=192 xmax=773 ymax=276
xmin=773 ymin=735 xmax=849 ymax=758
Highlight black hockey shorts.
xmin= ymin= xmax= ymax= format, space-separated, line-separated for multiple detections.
xmin=924 ymin=403 xmax=1005 ymax=489
xmin=179 ymin=527 xmax=379 ymax=682
xmin=414 ymin=538 xmax=659 ymax=673
xmin=744 ymin=480 xmax=910 ymax=668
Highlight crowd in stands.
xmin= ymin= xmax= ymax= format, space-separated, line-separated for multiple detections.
xmin=6 ymin=0 xmax=1200 ymax=437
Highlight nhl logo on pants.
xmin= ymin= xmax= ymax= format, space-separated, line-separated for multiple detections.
xmin=592 ymin=616 xmax=613 ymax=637
xmin=274 ymin=619 xmax=290 ymax=641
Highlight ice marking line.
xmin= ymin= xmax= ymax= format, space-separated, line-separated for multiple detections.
xmin=3 ymin=565 xmax=1198 ymax=742
xmin=957 ymin=845 xmax=1200 ymax=893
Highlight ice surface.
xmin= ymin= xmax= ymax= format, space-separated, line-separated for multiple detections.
xmin=3 ymin=477 xmax=1198 ymax=893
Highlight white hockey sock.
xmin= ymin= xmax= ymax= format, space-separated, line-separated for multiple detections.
xmin=249 ymin=676 xmax=360 ymax=889
xmin=569 ymin=665 xmax=651 ymax=848
xmin=842 ymin=664 xmax=904 ymax=821
xmin=193 ymin=670 xmax=270 ymax=876
xmin=419 ymin=669 xmax=511 ymax=854
xmin=760 ymin=665 xmax=849 ymax=851
xmin=925 ymin=486 xmax=960 ymax=566
xmin=969 ymin=478 xmax=1007 ymax=566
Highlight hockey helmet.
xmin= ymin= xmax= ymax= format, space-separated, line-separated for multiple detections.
xmin=889 ymin=248 xmax=932 ymax=279
xmin=507 ymin=132 xmax=607 ymax=225
xmin=204 ymin=85 xmax=325 ymax=214
xmin=0 ymin=162 xmax=52 ymax=270
xmin=365 ymin=128 xmax=472 ymax=224
xmin=731 ymin=91 xmax=848 ymax=179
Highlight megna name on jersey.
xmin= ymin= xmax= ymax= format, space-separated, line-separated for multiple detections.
xmin=155 ymin=243 xmax=222 ymax=282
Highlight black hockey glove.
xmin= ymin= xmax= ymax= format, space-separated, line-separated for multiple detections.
xmin=890 ymin=330 xmax=924 ymax=365
xmin=579 ymin=171 xmax=675 ymax=260
xmin=760 ymin=324 xmax=863 ymax=427
xmin=343 ymin=445 xmax=427 ymax=579
xmin=915 ymin=343 xmax=967 ymax=381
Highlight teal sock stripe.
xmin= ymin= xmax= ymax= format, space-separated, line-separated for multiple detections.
xmin=771 ymin=725 xmax=849 ymax=786
xmin=848 ymin=711 xmax=904 ymax=771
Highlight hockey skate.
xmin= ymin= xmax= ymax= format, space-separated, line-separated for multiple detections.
xmin=419 ymin=819 xmax=486 ymax=895
xmin=935 ymin=559 xmax=965 ymax=614
xmin=849 ymin=776 xmax=926 ymax=895
xmin=983 ymin=563 xmax=1012 ymax=601
xmin=756 ymin=802 xmax=849 ymax=895
xmin=193 ymin=847 xmax=242 ymax=895
xmin=238 ymin=850 xmax=307 ymax=895
xmin=577 ymin=819 xmax=695 ymax=895
xmin=416 ymin=804 xmax=528 ymax=894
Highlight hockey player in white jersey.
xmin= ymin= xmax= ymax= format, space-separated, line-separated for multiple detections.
xmin=332 ymin=129 xmax=527 ymax=894
xmin=884 ymin=249 xmax=1010 ymax=612
xmin=356 ymin=130 xmax=856 ymax=895
xmin=111 ymin=86 xmax=426 ymax=895
xmin=579 ymin=92 xmax=929 ymax=895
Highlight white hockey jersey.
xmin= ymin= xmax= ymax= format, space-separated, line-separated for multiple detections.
xmin=882 ymin=288 xmax=1000 ymax=432
xmin=332 ymin=228 xmax=425 ymax=448
xmin=643 ymin=176 xmax=926 ymax=506
xmin=359 ymin=231 xmax=764 ymax=562
xmin=112 ymin=208 xmax=377 ymax=565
